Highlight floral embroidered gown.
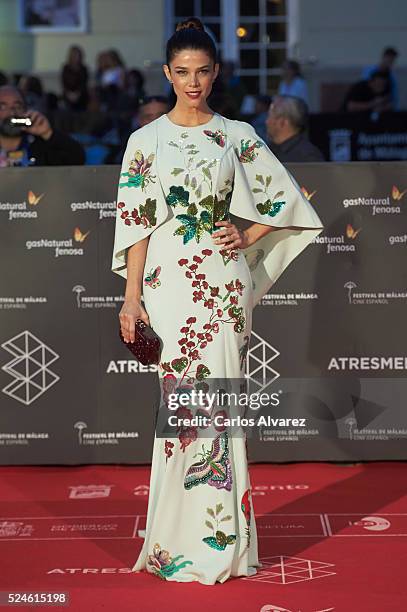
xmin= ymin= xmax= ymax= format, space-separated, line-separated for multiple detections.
xmin=111 ymin=113 xmax=323 ymax=584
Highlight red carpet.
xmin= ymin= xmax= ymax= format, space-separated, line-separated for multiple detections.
xmin=0 ymin=462 xmax=406 ymax=611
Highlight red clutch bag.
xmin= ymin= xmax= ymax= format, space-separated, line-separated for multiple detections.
xmin=119 ymin=319 xmax=161 ymax=366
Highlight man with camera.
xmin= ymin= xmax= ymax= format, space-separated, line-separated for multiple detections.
xmin=0 ymin=85 xmax=85 ymax=167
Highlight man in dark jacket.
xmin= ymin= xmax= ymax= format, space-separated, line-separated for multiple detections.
xmin=266 ymin=94 xmax=325 ymax=163
xmin=0 ymin=85 xmax=85 ymax=167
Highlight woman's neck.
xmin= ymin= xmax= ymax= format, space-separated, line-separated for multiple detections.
xmin=167 ymin=103 xmax=213 ymax=127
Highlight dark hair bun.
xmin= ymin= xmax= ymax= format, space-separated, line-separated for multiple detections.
xmin=176 ymin=17 xmax=204 ymax=32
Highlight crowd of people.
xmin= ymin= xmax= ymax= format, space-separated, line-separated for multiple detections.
xmin=0 ymin=44 xmax=401 ymax=168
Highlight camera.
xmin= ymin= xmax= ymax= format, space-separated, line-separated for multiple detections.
xmin=0 ymin=116 xmax=32 ymax=138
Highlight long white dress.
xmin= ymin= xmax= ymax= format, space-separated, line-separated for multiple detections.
xmin=111 ymin=113 xmax=323 ymax=584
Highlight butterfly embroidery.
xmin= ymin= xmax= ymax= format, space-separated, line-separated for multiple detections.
xmin=184 ymin=431 xmax=232 ymax=491
xmin=144 ymin=265 xmax=161 ymax=288
xmin=204 ymin=129 xmax=226 ymax=148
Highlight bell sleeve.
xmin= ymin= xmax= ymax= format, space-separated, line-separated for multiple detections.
xmin=111 ymin=122 xmax=170 ymax=279
xmin=228 ymin=120 xmax=324 ymax=306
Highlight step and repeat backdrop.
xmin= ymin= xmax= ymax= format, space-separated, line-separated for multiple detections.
xmin=0 ymin=162 xmax=406 ymax=464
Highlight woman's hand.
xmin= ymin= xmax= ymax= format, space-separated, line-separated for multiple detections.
xmin=119 ymin=298 xmax=150 ymax=343
xmin=212 ymin=220 xmax=250 ymax=251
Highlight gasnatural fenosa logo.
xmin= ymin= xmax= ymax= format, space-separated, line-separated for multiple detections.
xmin=312 ymin=224 xmax=361 ymax=253
xmin=0 ymin=189 xmax=45 ymax=220
xmin=25 ymin=226 xmax=90 ymax=257
xmin=342 ymin=184 xmax=406 ymax=215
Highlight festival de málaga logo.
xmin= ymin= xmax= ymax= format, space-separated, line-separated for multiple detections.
xmin=342 ymin=184 xmax=406 ymax=215
xmin=25 ymin=226 xmax=90 ymax=257
xmin=0 ymin=189 xmax=44 ymax=220
xmin=312 ymin=223 xmax=361 ymax=254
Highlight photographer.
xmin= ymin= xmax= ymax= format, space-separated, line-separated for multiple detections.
xmin=0 ymin=85 xmax=85 ymax=167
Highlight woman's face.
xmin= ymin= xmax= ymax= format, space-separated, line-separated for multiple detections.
xmin=164 ymin=49 xmax=218 ymax=108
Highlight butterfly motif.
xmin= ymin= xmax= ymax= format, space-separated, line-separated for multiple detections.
xmin=27 ymin=190 xmax=44 ymax=205
xmin=203 ymin=129 xmax=226 ymax=148
xmin=392 ymin=185 xmax=407 ymax=201
xmin=203 ymin=530 xmax=236 ymax=551
xmin=301 ymin=186 xmax=317 ymax=201
xmin=73 ymin=227 xmax=90 ymax=242
xmin=184 ymin=431 xmax=233 ymax=491
xmin=346 ymin=224 xmax=361 ymax=239
xmin=144 ymin=265 xmax=161 ymax=288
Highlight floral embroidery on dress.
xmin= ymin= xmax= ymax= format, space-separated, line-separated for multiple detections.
xmin=117 ymin=199 xmax=157 ymax=228
xmin=164 ymin=440 xmax=174 ymax=462
xmin=158 ymin=249 xmax=247 ymax=451
xmin=184 ymin=431 xmax=232 ymax=491
xmin=144 ymin=266 xmax=161 ymax=288
xmin=165 ymin=132 xmax=233 ymax=243
xmin=236 ymin=138 xmax=263 ymax=163
xmin=119 ymin=150 xmax=155 ymax=190
xmin=167 ymin=132 xmax=219 ymax=199
xmin=203 ymin=504 xmax=236 ymax=550
xmin=252 ymin=173 xmax=286 ymax=217
xmin=219 ymin=247 xmax=239 ymax=265
xmin=160 ymin=248 xmax=246 ymax=380
xmin=146 ymin=543 xmax=193 ymax=579
xmin=203 ymin=129 xmax=226 ymax=147
xmin=241 ymin=489 xmax=252 ymax=547
xmin=165 ymin=188 xmax=231 ymax=244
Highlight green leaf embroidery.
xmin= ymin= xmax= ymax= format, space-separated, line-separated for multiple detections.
xmin=220 ymin=514 xmax=232 ymax=522
xmin=252 ymin=187 xmax=263 ymax=194
xmin=139 ymin=198 xmax=157 ymax=226
xmin=202 ymin=166 xmax=212 ymax=180
xmin=171 ymin=357 xmax=188 ymax=372
xmin=196 ymin=364 xmax=210 ymax=380
xmin=199 ymin=195 xmax=214 ymax=210
xmin=180 ymin=132 xmax=189 ymax=139
xmin=213 ymin=196 xmax=227 ymax=223
xmin=171 ymin=168 xmax=184 ymax=176
xmin=216 ymin=503 xmax=224 ymax=515
xmin=187 ymin=203 xmax=198 ymax=215
xmin=273 ymin=190 xmax=284 ymax=200
xmin=184 ymin=174 xmax=190 ymax=187
xmin=166 ymin=185 xmax=190 ymax=207
xmin=207 ymin=507 xmax=215 ymax=518
xmin=205 ymin=520 xmax=214 ymax=530
xmin=256 ymin=174 xmax=264 ymax=184
xmin=265 ymin=175 xmax=272 ymax=187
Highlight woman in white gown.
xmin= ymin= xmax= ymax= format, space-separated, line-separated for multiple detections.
xmin=111 ymin=17 xmax=323 ymax=584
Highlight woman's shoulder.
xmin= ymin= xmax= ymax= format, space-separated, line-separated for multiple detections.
xmin=221 ymin=116 xmax=261 ymax=142
xmin=126 ymin=117 xmax=163 ymax=145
